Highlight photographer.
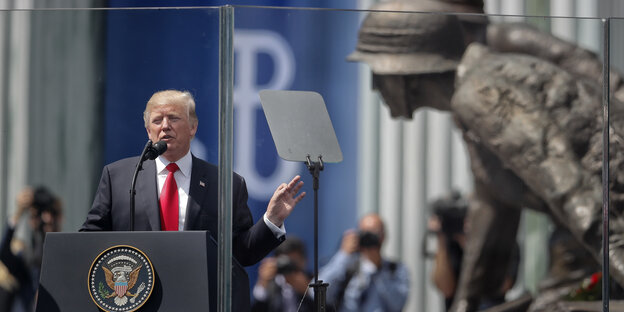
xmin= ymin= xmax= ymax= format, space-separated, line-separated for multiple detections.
xmin=429 ymin=192 xmax=518 ymax=311
xmin=0 ymin=186 xmax=62 ymax=312
xmin=252 ymin=236 xmax=314 ymax=312
xmin=319 ymin=213 xmax=410 ymax=312
xmin=428 ymin=192 xmax=468 ymax=311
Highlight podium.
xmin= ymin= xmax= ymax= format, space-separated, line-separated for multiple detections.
xmin=35 ymin=231 xmax=249 ymax=312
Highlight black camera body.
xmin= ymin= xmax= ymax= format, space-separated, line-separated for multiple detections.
xmin=275 ymin=255 xmax=300 ymax=275
xmin=358 ymin=231 xmax=381 ymax=248
xmin=32 ymin=187 xmax=57 ymax=215
xmin=431 ymin=192 xmax=467 ymax=236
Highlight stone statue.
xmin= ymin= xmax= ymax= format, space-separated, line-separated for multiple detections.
xmin=349 ymin=1 xmax=624 ymax=311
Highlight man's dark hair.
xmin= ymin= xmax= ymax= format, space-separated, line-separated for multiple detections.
xmin=275 ymin=236 xmax=306 ymax=258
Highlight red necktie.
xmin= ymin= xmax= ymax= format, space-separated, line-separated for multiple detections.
xmin=160 ymin=163 xmax=179 ymax=231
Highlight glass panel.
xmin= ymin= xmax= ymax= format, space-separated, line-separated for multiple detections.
xmin=609 ymin=16 xmax=624 ymax=305
xmin=0 ymin=5 xmax=222 ymax=309
xmin=231 ymin=8 xmax=364 ymax=308
xmin=233 ymin=5 xmax=611 ymax=312
xmin=0 ymin=5 xmax=221 ymax=228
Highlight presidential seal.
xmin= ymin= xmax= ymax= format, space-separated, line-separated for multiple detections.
xmin=88 ymin=245 xmax=154 ymax=312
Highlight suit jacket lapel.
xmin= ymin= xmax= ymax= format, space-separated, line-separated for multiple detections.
xmin=185 ymin=155 xmax=209 ymax=230
xmin=136 ymin=159 xmax=160 ymax=230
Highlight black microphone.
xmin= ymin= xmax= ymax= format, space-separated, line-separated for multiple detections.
xmin=142 ymin=140 xmax=168 ymax=161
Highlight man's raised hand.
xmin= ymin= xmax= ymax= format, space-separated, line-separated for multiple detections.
xmin=265 ymin=175 xmax=306 ymax=227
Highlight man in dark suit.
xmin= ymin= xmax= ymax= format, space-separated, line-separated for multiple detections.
xmin=80 ymin=89 xmax=306 ymax=309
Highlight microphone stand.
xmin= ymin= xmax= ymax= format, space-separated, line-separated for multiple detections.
xmin=130 ymin=140 xmax=153 ymax=231
xmin=306 ymin=155 xmax=328 ymax=312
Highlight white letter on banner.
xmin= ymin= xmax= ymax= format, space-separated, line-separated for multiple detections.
xmin=233 ymin=29 xmax=299 ymax=200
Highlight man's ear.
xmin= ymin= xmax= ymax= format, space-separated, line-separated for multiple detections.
xmin=190 ymin=122 xmax=198 ymax=137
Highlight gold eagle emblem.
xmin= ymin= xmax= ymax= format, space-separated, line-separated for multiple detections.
xmin=102 ymin=265 xmax=142 ymax=299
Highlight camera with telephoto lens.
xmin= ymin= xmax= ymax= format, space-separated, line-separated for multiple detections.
xmin=31 ymin=187 xmax=61 ymax=233
xmin=431 ymin=191 xmax=467 ymax=236
xmin=33 ymin=187 xmax=56 ymax=214
xmin=275 ymin=255 xmax=299 ymax=275
xmin=358 ymin=231 xmax=381 ymax=248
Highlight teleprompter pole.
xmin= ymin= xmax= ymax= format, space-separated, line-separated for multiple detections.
xmin=306 ymin=155 xmax=329 ymax=312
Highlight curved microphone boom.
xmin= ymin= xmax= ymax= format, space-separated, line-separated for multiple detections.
xmin=130 ymin=140 xmax=167 ymax=231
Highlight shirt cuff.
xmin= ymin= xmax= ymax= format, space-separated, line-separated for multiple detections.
xmin=263 ymin=213 xmax=286 ymax=239
xmin=252 ymin=283 xmax=268 ymax=301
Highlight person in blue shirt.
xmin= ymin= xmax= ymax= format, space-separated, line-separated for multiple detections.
xmin=319 ymin=213 xmax=410 ymax=312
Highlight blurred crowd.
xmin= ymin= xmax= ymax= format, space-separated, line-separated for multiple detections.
xmin=0 ymin=186 xmax=62 ymax=312
xmin=252 ymin=213 xmax=411 ymax=312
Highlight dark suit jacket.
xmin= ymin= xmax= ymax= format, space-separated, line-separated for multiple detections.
xmin=80 ymin=155 xmax=283 ymax=310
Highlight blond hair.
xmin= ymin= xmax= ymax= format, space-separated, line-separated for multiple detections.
xmin=143 ymin=90 xmax=198 ymax=128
